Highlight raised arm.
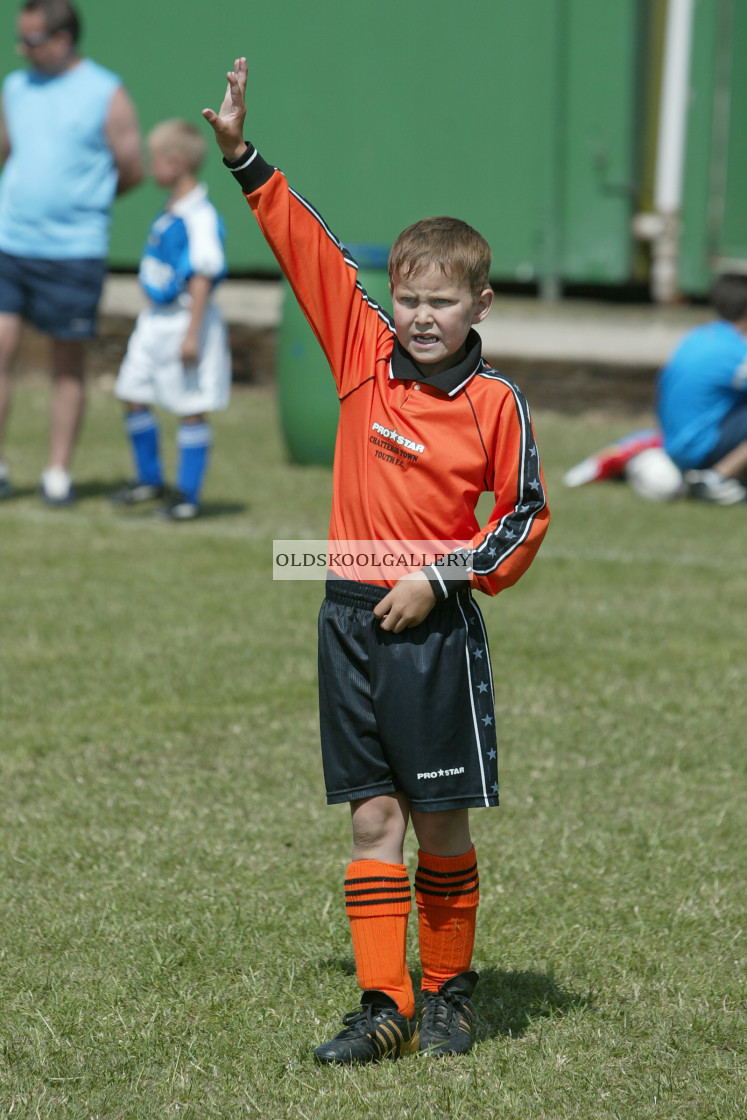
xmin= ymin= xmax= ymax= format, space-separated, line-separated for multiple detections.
xmin=202 ymin=57 xmax=248 ymax=162
xmin=105 ymin=85 xmax=144 ymax=196
xmin=202 ymin=56 xmax=393 ymax=398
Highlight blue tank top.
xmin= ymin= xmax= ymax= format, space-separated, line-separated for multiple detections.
xmin=0 ymin=59 xmax=121 ymax=259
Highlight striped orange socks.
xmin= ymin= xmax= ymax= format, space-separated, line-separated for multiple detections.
xmin=343 ymin=851 xmax=480 ymax=1009
xmin=415 ymin=846 xmax=480 ymax=992
xmin=345 ymin=860 xmax=415 ymax=1018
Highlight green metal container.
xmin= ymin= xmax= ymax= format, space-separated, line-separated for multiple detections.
xmin=276 ymin=246 xmax=391 ymax=466
xmin=4 ymin=0 xmax=741 ymax=297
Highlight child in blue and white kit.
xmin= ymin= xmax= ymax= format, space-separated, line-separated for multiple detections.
xmin=112 ymin=118 xmax=231 ymax=520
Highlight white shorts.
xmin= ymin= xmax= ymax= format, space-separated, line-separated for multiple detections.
xmin=114 ymin=302 xmax=231 ymax=415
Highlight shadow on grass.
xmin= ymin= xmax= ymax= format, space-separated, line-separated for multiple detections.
xmin=0 ymin=482 xmax=110 ymax=502
xmin=0 ymin=485 xmax=36 ymax=501
xmin=322 ymin=956 xmax=358 ymax=977
xmin=73 ymin=479 xmax=123 ymax=500
xmin=473 ymin=967 xmax=592 ymax=1040
xmin=74 ymin=478 xmax=248 ymax=517
xmin=1 ymin=478 xmax=248 ymax=517
xmin=318 ymin=958 xmax=592 ymax=1041
xmin=198 ymin=500 xmax=247 ymax=518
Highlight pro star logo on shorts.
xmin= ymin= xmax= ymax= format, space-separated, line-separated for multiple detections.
xmin=371 ymin=421 xmax=425 ymax=454
xmin=417 ymin=767 xmax=465 ymax=780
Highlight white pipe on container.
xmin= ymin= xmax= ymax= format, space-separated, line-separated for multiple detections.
xmin=655 ymin=0 xmax=695 ymax=212
xmin=651 ymin=0 xmax=695 ymax=301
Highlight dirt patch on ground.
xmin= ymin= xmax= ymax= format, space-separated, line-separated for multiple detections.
xmin=15 ymin=314 xmax=657 ymax=415
xmin=16 ymin=316 xmax=277 ymax=388
xmin=489 ymin=355 xmax=657 ymax=416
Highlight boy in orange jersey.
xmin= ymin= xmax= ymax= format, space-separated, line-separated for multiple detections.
xmin=204 ymin=59 xmax=549 ymax=1064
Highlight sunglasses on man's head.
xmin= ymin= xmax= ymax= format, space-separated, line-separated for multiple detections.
xmin=17 ymin=31 xmax=55 ymax=48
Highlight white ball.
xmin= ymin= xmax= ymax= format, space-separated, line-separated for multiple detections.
xmin=625 ymin=447 xmax=686 ymax=502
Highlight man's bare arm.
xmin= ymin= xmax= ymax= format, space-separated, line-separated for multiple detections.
xmin=105 ymin=86 xmax=143 ymax=196
xmin=0 ymin=106 xmax=10 ymax=165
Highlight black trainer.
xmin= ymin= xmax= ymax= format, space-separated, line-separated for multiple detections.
xmin=684 ymin=469 xmax=746 ymax=506
xmin=314 ymin=990 xmax=419 ymax=1065
xmin=155 ymin=491 xmax=200 ymax=521
xmin=110 ymin=481 xmax=166 ymax=507
xmin=419 ymin=970 xmax=478 ymax=1056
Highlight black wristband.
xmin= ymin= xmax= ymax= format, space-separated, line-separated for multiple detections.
xmin=423 ymin=552 xmax=472 ymax=601
xmin=222 ymin=142 xmax=276 ymax=194
xmin=222 ymin=144 xmax=254 ymax=170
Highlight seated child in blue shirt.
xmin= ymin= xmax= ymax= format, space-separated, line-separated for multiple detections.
xmin=658 ymin=273 xmax=747 ymax=506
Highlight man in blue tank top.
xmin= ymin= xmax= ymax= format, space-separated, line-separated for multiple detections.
xmin=0 ymin=0 xmax=143 ymax=505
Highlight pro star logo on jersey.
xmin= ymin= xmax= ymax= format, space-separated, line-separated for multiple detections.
xmin=371 ymin=421 xmax=425 ymax=454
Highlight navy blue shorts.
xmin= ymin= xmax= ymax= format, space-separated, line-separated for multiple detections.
xmin=0 ymin=249 xmax=105 ymax=339
xmin=318 ymin=579 xmax=499 ymax=812
xmin=703 ymin=398 xmax=747 ymax=467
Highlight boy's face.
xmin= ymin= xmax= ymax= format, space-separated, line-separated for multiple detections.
xmin=390 ymin=266 xmax=493 ymax=377
xmin=148 ymin=144 xmax=189 ymax=190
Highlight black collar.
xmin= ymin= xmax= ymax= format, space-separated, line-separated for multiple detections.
xmin=389 ymin=328 xmax=484 ymax=396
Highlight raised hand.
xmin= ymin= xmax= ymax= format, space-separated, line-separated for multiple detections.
xmin=202 ymin=57 xmax=248 ymax=161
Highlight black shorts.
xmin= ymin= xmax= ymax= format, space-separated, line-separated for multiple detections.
xmin=0 ymin=249 xmax=105 ymax=339
xmin=318 ymin=579 xmax=499 ymax=811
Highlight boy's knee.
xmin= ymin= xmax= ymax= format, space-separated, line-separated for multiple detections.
xmin=352 ymin=821 xmax=387 ymax=854
xmin=351 ymin=794 xmax=407 ymax=853
xmin=412 ymin=808 xmax=471 ymax=857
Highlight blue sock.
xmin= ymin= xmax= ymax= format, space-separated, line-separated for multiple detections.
xmin=125 ymin=409 xmax=163 ymax=486
xmin=176 ymin=421 xmax=211 ymax=504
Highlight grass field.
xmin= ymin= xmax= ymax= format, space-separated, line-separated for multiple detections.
xmin=0 ymin=380 xmax=745 ymax=1119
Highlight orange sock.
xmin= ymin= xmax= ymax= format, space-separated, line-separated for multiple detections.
xmin=415 ymin=846 xmax=479 ymax=992
xmin=345 ymin=859 xmax=415 ymax=1018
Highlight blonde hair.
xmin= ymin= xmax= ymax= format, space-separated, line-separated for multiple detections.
xmin=388 ymin=216 xmax=492 ymax=297
xmin=147 ymin=119 xmax=207 ymax=173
